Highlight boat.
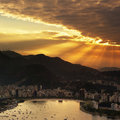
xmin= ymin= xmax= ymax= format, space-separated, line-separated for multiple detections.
xmin=58 ymin=100 xmax=63 ymax=102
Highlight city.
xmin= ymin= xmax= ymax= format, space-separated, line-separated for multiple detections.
xmin=1 ymin=79 xmax=120 ymax=112
xmin=0 ymin=0 xmax=120 ymax=119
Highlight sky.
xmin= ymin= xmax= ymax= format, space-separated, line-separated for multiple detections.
xmin=0 ymin=0 xmax=120 ymax=69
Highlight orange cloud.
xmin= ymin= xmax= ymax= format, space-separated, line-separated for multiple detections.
xmin=0 ymin=0 xmax=120 ymax=45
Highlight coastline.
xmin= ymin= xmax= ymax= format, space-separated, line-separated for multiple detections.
xmin=80 ymin=102 xmax=120 ymax=119
xmin=0 ymin=97 xmax=80 ymax=113
xmin=0 ymin=99 xmax=18 ymax=113
xmin=1 ymin=98 xmax=120 ymax=119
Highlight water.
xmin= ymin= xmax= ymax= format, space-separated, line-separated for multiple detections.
xmin=0 ymin=99 xmax=119 ymax=120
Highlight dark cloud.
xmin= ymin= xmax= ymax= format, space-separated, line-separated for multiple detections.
xmin=0 ymin=0 xmax=120 ymax=44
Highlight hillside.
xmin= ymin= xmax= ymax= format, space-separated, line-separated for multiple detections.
xmin=99 ymin=67 xmax=120 ymax=72
xmin=0 ymin=50 xmax=104 ymax=87
xmin=101 ymin=71 xmax=120 ymax=83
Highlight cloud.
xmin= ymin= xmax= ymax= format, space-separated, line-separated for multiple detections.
xmin=0 ymin=0 xmax=120 ymax=44
xmin=0 ymin=31 xmax=58 ymax=42
xmin=54 ymin=35 xmax=76 ymax=40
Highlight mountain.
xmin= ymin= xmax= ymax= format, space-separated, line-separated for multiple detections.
xmin=99 ymin=67 xmax=120 ymax=72
xmin=99 ymin=67 xmax=120 ymax=83
xmin=24 ymin=54 xmax=101 ymax=81
xmin=0 ymin=50 xmax=22 ymax=58
xmin=0 ymin=50 xmax=103 ymax=88
xmin=101 ymin=70 xmax=120 ymax=83
xmin=15 ymin=64 xmax=57 ymax=88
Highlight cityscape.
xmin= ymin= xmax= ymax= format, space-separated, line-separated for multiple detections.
xmin=1 ymin=79 xmax=120 ymax=113
xmin=0 ymin=0 xmax=120 ymax=119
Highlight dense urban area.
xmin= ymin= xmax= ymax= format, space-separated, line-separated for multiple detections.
xmin=0 ymin=79 xmax=120 ymax=113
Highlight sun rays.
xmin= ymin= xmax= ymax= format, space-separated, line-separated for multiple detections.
xmin=0 ymin=0 xmax=120 ymax=69
xmin=15 ymin=40 xmax=120 ymax=69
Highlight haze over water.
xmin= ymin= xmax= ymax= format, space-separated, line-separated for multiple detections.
xmin=0 ymin=99 xmax=119 ymax=120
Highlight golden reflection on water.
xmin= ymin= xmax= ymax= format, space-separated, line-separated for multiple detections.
xmin=0 ymin=99 xmax=118 ymax=120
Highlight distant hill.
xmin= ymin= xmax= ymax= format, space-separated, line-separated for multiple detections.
xmin=99 ymin=67 xmax=120 ymax=72
xmin=101 ymin=70 xmax=120 ymax=83
xmin=98 ymin=67 xmax=120 ymax=83
xmin=0 ymin=50 xmax=107 ymax=88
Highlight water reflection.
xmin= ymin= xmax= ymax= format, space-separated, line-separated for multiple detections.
xmin=0 ymin=99 xmax=119 ymax=120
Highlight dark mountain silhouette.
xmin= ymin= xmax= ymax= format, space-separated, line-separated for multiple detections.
xmin=101 ymin=70 xmax=120 ymax=83
xmin=24 ymin=54 xmax=101 ymax=81
xmin=99 ymin=67 xmax=120 ymax=72
xmin=15 ymin=64 xmax=56 ymax=88
xmin=0 ymin=50 xmax=22 ymax=58
xmin=99 ymin=67 xmax=120 ymax=83
xmin=0 ymin=50 xmax=108 ymax=87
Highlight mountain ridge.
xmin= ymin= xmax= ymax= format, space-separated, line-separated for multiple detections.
xmin=0 ymin=50 xmax=108 ymax=87
xmin=99 ymin=67 xmax=120 ymax=72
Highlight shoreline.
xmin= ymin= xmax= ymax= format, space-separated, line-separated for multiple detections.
xmin=0 ymin=99 xmax=18 ymax=113
xmin=0 ymin=97 xmax=81 ymax=113
xmin=2 ymin=98 xmax=120 ymax=119
xmin=80 ymin=102 xmax=120 ymax=119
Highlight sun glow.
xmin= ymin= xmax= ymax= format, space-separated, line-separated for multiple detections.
xmin=0 ymin=10 xmax=120 ymax=47
xmin=0 ymin=0 xmax=120 ymax=69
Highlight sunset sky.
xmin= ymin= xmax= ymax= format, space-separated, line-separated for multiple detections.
xmin=0 ymin=0 xmax=120 ymax=69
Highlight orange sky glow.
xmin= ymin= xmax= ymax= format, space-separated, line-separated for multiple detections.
xmin=0 ymin=0 xmax=120 ymax=69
